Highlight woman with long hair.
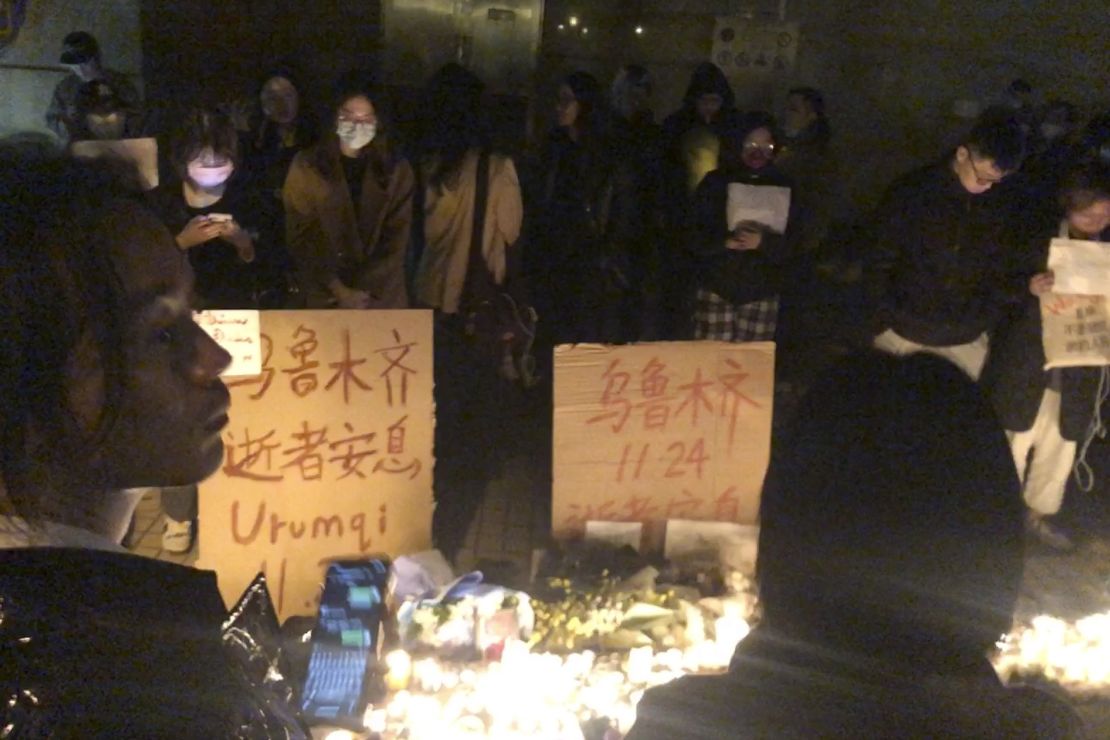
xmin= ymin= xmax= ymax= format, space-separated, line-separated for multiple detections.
xmin=283 ymin=70 xmax=414 ymax=308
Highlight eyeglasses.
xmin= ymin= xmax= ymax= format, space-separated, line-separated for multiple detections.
xmin=743 ymin=141 xmax=775 ymax=154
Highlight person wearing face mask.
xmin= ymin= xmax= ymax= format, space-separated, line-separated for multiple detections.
xmin=46 ymin=31 xmax=143 ymax=144
xmin=145 ymin=109 xmax=274 ymax=553
xmin=688 ymin=112 xmax=796 ymax=343
xmin=283 ymin=71 xmax=414 ymax=309
xmin=147 ymin=109 xmax=269 ymax=311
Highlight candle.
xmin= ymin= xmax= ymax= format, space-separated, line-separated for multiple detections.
xmin=384 ymin=648 xmax=413 ymax=691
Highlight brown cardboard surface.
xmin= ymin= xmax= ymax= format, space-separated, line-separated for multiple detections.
xmin=1042 ymin=294 xmax=1110 ymax=369
xmin=197 ymin=310 xmax=434 ymax=619
xmin=552 ymin=341 xmax=774 ymax=543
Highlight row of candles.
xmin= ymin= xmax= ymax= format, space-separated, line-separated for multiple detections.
xmin=343 ymin=601 xmax=754 ymax=739
xmin=995 ymin=612 xmax=1110 ymax=689
xmin=321 ymin=605 xmax=1110 ymax=739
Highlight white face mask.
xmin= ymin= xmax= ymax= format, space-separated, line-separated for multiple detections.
xmin=188 ymin=162 xmax=234 ymax=189
xmin=336 ymin=120 xmax=376 ymax=150
xmin=87 ymin=112 xmax=125 ymax=140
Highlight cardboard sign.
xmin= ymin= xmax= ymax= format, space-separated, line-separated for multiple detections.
xmin=197 ymin=310 xmax=434 ymax=619
xmin=1048 ymin=238 xmax=1110 ymax=296
xmin=195 ymin=310 xmax=262 ymax=378
xmin=70 ymin=137 xmax=159 ymax=191
xmin=1042 ymin=294 xmax=1110 ymax=368
xmin=552 ymin=341 xmax=775 ymax=543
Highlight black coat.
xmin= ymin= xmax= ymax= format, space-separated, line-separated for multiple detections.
xmin=146 ymin=177 xmax=283 ymax=310
xmin=981 ymin=299 xmax=1103 ymax=440
xmin=689 ymin=164 xmax=795 ymax=305
xmin=865 ymin=159 xmax=1025 ymax=345
xmin=981 ymin=223 xmax=1110 ymax=441
xmin=627 ymin=628 xmax=1083 ymax=740
xmin=0 ymin=548 xmax=306 ymax=738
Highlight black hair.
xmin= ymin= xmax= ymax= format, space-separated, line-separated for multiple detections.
xmin=963 ymin=107 xmax=1027 ymax=172
xmin=169 ymin=108 xmax=241 ymax=181
xmin=720 ymin=110 xmax=778 ymax=169
xmin=1059 ymin=163 xmax=1110 ymax=215
xmin=757 ymin=351 xmax=1023 ymax=670
xmin=787 ymin=86 xmax=824 ymax=118
xmin=252 ymin=61 xmax=317 ymax=152
xmin=561 ymin=70 xmax=606 ymax=141
xmin=417 ymin=63 xmax=489 ymax=192
xmin=309 ymin=68 xmax=397 ymax=188
xmin=682 ymin=62 xmax=735 ymax=112
xmin=0 ymin=142 xmax=138 ymax=523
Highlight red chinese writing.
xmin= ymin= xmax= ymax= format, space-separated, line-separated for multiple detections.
xmin=222 ymin=418 xmax=422 ymax=483
xmin=227 ymin=325 xmax=420 ymax=405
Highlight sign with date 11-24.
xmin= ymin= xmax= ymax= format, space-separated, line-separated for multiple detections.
xmin=552 ymin=341 xmax=775 ymax=545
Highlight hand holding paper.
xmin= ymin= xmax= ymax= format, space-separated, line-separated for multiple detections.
xmin=1047 ymin=238 xmax=1110 ymax=296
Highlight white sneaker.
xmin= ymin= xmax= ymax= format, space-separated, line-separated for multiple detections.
xmin=162 ymin=517 xmax=196 ymax=554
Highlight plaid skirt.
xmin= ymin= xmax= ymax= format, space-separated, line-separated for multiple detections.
xmin=693 ymin=288 xmax=779 ymax=342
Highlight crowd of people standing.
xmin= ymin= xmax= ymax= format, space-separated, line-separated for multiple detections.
xmin=40 ymin=31 xmax=1110 ymax=557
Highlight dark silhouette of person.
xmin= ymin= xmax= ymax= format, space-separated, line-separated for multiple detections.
xmin=628 ymin=351 xmax=1083 ymax=739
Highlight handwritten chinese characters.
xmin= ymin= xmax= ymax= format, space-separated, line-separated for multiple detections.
xmin=1042 ymin=295 xmax=1110 ymax=369
xmin=198 ymin=310 xmax=434 ymax=619
xmin=552 ymin=342 xmax=774 ymax=540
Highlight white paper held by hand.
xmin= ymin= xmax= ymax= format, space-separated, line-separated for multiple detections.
xmin=1047 ymin=238 xmax=1110 ymax=296
xmin=194 ymin=309 xmax=262 ymax=377
xmin=726 ymin=183 xmax=791 ymax=234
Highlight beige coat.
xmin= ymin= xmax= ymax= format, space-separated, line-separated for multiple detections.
xmin=283 ymin=145 xmax=415 ymax=308
xmin=414 ymin=150 xmax=523 ymax=314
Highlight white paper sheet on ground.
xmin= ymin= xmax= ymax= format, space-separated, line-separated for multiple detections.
xmin=1047 ymin=238 xmax=1110 ymax=296
xmin=584 ymin=520 xmax=643 ymax=551
xmin=194 ymin=309 xmax=261 ymax=377
xmin=727 ymin=183 xmax=791 ymax=234
xmin=70 ymin=137 xmax=159 ymax=191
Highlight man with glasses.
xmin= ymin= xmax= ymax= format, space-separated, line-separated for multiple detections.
xmin=865 ymin=109 xmax=1027 ymax=379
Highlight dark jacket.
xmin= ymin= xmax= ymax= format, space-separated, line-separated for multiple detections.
xmin=660 ymin=65 xmax=742 ymax=231
xmin=0 ymin=548 xmax=305 ymax=739
xmin=689 ymin=164 xmax=795 ymax=305
xmin=146 ymin=177 xmax=280 ymax=309
xmin=865 ymin=159 xmax=1024 ymax=345
xmin=628 ymin=628 xmax=1083 ymax=740
xmin=981 ymin=223 xmax=1110 ymax=440
xmin=534 ymin=126 xmax=612 ymax=269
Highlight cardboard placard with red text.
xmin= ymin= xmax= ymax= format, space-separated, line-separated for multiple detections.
xmin=552 ymin=342 xmax=774 ymax=543
xmin=197 ymin=310 xmax=434 ymax=619
xmin=1041 ymin=294 xmax=1110 ymax=369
